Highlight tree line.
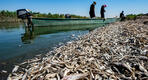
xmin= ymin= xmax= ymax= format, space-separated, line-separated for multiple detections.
xmin=0 ymin=10 xmax=147 ymax=20
xmin=0 ymin=10 xmax=17 ymax=18
xmin=0 ymin=10 xmax=89 ymax=19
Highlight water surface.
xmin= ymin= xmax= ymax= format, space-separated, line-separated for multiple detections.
xmin=0 ymin=22 xmax=107 ymax=79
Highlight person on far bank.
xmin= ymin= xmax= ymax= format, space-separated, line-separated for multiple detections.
xmin=89 ymin=1 xmax=96 ymax=18
xmin=100 ymin=5 xmax=107 ymax=22
xmin=120 ymin=11 xmax=125 ymax=21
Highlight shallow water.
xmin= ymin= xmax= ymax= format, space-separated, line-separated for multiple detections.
xmin=0 ymin=23 xmax=105 ymax=61
xmin=0 ymin=22 xmax=107 ymax=77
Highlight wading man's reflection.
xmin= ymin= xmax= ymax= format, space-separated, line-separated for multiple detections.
xmin=21 ymin=26 xmax=35 ymax=44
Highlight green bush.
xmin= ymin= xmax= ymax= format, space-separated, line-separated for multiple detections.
xmin=126 ymin=14 xmax=137 ymax=20
xmin=0 ymin=10 xmax=17 ymax=18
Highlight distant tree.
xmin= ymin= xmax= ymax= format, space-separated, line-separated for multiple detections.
xmin=59 ymin=14 xmax=65 ymax=18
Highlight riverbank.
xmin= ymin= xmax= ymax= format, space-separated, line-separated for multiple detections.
xmin=7 ymin=18 xmax=148 ymax=79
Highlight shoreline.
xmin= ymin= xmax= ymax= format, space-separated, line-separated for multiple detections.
xmin=6 ymin=18 xmax=148 ymax=79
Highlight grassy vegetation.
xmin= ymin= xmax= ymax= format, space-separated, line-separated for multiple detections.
xmin=126 ymin=14 xmax=137 ymax=20
xmin=32 ymin=12 xmax=89 ymax=19
xmin=126 ymin=13 xmax=147 ymax=20
xmin=0 ymin=10 xmax=89 ymax=19
xmin=0 ymin=10 xmax=19 ymax=22
xmin=0 ymin=10 xmax=17 ymax=18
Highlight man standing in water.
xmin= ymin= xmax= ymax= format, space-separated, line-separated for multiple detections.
xmin=100 ymin=5 xmax=107 ymax=21
xmin=26 ymin=12 xmax=33 ymax=27
xmin=89 ymin=1 xmax=96 ymax=18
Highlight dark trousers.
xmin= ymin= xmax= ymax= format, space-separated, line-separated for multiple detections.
xmin=101 ymin=13 xmax=105 ymax=22
xmin=101 ymin=13 xmax=104 ymax=18
xmin=27 ymin=18 xmax=33 ymax=27
xmin=120 ymin=17 xmax=125 ymax=21
xmin=89 ymin=12 xmax=95 ymax=18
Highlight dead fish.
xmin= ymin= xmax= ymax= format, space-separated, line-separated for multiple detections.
xmin=63 ymin=69 xmax=71 ymax=77
xmin=138 ymin=63 xmax=147 ymax=73
xmin=12 ymin=65 xmax=19 ymax=73
xmin=62 ymin=74 xmax=87 ymax=80
xmin=45 ymin=73 xmax=57 ymax=79
xmin=7 ymin=74 xmax=12 ymax=80
xmin=57 ymin=74 xmax=60 ymax=80
xmin=22 ymin=72 xmax=27 ymax=80
xmin=1 ymin=70 xmax=7 ymax=73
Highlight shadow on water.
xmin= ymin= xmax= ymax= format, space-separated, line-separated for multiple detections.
xmin=21 ymin=23 xmax=106 ymax=44
xmin=0 ymin=22 xmax=107 ymax=80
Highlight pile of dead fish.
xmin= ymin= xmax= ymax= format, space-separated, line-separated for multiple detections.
xmin=8 ymin=19 xmax=148 ymax=80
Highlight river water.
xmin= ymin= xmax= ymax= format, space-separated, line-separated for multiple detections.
xmin=0 ymin=22 xmax=107 ymax=79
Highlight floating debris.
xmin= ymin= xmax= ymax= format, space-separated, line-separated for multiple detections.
xmin=1 ymin=70 xmax=7 ymax=74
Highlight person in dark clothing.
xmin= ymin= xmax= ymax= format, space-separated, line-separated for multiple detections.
xmin=89 ymin=1 xmax=96 ymax=18
xmin=100 ymin=5 xmax=107 ymax=21
xmin=26 ymin=12 xmax=33 ymax=27
xmin=120 ymin=11 xmax=125 ymax=21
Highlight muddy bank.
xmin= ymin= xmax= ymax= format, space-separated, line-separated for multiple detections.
xmin=6 ymin=18 xmax=148 ymax=80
